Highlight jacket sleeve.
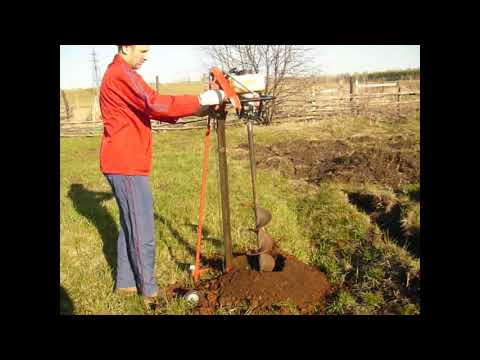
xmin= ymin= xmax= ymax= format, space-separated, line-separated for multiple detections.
xmin=113 ymin=65 xmax=201 ymax=123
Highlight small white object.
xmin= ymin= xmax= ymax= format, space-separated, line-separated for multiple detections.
xmin=189 ymin=264 xmax=196 ymax=272
xmin=185 ymin=290 xmax=200 ymax=304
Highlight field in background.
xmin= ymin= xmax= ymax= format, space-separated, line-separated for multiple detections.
xmin=60 ymin=113 xmax=420 ymax=315
xmin=60 ymin=79 xmax=419 ymax=113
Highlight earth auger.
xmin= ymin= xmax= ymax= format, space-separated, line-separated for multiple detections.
xmin=184 ymin=68 xmax=275 ymax=304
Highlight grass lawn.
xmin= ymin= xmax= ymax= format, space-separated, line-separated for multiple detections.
xmin=60 ymin=114 xmax=420 ymax=315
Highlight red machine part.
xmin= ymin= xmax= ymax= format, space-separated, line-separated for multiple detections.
xmin=209 ymin=67 xmax=242 ymax=112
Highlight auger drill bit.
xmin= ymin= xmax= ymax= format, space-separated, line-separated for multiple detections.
xmin=246 ymin=119 xmax=275 ymax=271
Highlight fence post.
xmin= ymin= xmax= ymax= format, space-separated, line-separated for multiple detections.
xmin=156 ymin=75 xmax=160 ymax=94
xmin=92 ymin=93 xmax=98 ymax=122
xmin=75 ymin=93 xmax=80 ymax=119
xmin=396 ymin=81 xmax=401 ymax=119
xmin=61 ymin=90 xmax=71 ymax=121
xmin=349 ymin=76 xmax=354 ymax=115
xmin=311 ymin=85 xmax=316 ymax=112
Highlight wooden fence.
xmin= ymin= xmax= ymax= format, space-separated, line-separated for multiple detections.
xmin=60 ymin=78 xmax=420 ymax=137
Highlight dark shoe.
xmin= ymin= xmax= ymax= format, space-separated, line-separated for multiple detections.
xmin=143 ymin=291 xmax=163 ymax=311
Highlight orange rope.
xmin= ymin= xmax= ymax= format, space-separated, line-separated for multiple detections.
xmin=193 ymin=120 xmax=211 ymax=284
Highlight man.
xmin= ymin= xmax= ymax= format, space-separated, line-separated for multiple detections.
xmin=99 ymin=45 xmax=225 ymax=308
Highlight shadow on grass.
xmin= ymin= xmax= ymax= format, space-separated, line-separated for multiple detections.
xmin=60 ymin=285 xmax=74 ymax=315
xmin=155 ymin=214 xmax=223 ymax=272
xmin=347 ymin=191 xmax=420 ymax=257
xmin=184 ymin=223 xmax=223 ymax=249
xmin=408 ymin=188 xmax=420 ymax=202
xmin=68 ymin=184 xmax=118 ymax=282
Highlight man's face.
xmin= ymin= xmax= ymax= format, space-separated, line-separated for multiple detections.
xmin=121 ymin=45 xmax=150 ymax=70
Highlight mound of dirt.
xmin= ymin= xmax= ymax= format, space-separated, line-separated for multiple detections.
xmin=166 ymin=252 xmax=332 ymax=315
xmin=234 ymin=137 xmax=419 ymax=190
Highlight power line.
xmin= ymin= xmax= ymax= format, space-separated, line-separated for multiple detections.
xmin=90 ymin=47 xmax=101 ymax=121
xmin=90 ymin=48 xmax=101 ymax=90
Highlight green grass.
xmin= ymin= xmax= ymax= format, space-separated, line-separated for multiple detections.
xmin=60 ymin=115 xmax=420 ymax=315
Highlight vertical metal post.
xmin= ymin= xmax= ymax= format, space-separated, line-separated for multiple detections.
xmin=216 ymin=112 xmax=233 ymax=272
xmin=246 ymin=121 xmax=258 ymax=227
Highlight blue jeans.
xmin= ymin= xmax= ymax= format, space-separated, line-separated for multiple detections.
xmin=104 ymin=174 xmax=158 ymax=297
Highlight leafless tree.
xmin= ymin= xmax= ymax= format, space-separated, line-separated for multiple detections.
xmin=201 ymin=45 xmax=317 ymax=124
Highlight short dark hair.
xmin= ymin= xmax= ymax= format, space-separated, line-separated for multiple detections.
xmin=117 ymin=45 xmax=134 ymax=52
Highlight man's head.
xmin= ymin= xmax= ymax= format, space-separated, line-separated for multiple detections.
xmin=117 ymin=45 xmax=150 ymax=70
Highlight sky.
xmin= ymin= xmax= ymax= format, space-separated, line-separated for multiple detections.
xmin=60 ymin=45 xmax=420 ymax=89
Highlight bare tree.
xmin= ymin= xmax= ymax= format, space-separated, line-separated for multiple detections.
xmin=201 ymin=45 xmax=316 ymax=124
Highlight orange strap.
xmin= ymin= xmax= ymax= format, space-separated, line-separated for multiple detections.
xmin=194 ymin=68 xmax=231 ymax=283
xmin=193 ymin=121 xmax=211 ymax=284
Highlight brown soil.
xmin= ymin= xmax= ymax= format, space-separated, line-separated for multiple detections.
xmin=166 ymin=251 xmax=333 ymax=315
xmin=234 ymin=136 xmax=419 ymax=190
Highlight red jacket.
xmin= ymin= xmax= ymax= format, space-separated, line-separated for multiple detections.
xmin=99 ymin=54 xmax=201 ymax=175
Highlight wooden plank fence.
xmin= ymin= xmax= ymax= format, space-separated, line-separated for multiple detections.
xmin=60 ymin=78 xmax=419 ymax=137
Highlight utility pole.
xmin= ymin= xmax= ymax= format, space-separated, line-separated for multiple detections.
xmin=90 ymin=47 xmax=101 ymax=122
